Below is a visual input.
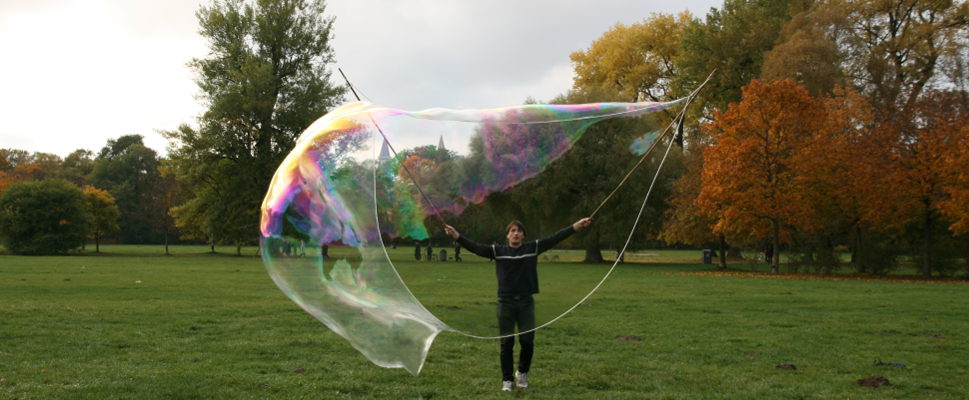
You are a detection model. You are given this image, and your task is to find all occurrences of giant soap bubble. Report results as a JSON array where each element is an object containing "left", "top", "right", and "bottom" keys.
[{"left": 260, "top": 99, "right": 683, "bottom": 374}]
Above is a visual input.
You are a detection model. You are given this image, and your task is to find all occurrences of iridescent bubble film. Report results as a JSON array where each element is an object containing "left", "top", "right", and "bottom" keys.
[
  {"left": 630, "top": 131, "right": 660, "bottom": 155},
  {"left": 260, "top": 99, "right": 684, "bottom": 374}
]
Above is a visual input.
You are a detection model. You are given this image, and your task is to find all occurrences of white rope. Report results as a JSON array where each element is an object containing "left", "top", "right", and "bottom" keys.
[
  {"left": 347, "top": 69, "right": 713, "bottom": 340},
  {"left": 450, "top": 71, "right": 715, "bottom": 340}
]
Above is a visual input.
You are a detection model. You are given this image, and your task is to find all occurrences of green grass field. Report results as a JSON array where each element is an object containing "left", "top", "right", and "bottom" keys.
[{"left": 2, "top": 245, "right": 968, "bottom": 399}]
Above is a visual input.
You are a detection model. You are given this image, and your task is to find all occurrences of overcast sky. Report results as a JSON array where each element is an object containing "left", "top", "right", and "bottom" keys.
[{"left": 0, "top": 0, "right": 722, "bottom": 158}]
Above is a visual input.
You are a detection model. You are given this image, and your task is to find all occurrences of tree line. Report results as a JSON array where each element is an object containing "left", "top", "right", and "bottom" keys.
[
  {"left": 2, "top": 0, "right": 967, "bottom": 278},
  {"left": 568, "top": 0, "right": 969, "bottom": 277},
  {"left": 0, "top": 136, "right": 173, "bottom": 253}
]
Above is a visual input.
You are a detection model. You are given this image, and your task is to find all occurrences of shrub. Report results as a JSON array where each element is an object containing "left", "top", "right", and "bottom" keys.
[{"left": 0, "top": 179, "right": 91, "bottom": 254}]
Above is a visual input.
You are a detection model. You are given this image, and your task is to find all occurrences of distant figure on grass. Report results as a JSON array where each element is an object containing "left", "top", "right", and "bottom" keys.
[
  {"left": 426, "top": 244, "right": 434, "bottom": 261},
  {"left": 320, "top": 244, "right": 331, "bottom": 280},
  {"left": 445, "top": 217, "right": 593, "bottom": 392},
  {"left": 414, "top": 242, "right": 421, "bottom": 261},
  {"left": 454, "top": 242, "right": 462, "bottom": 262}
]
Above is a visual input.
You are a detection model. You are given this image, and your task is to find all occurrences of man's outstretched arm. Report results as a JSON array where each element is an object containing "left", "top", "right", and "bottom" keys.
[
  {"left": 536, "top": 217, "right": 593, "bottom": 253},
  {"left": 445, "top": 224, "right": 494, "bottom": 259}
]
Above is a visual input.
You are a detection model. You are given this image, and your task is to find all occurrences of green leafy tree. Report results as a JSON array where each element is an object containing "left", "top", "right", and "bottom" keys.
[
  {"left": 676, "top": 0, "right": 806, "bottom": 114},
  {"left": 165, "top": 0, "right": 345, "bottom": 254},
  {"left": 537, "top": 91, "right": 679, "bottom": 262},
  {"left": 26, "top": 153, "right": 63, "bottom": 181},
  {"left": 82, "top": 186, "right": 120, "bottom": 253},
  {"left": 0, "top": 179, "right": 91, "bottom": 254},
  {"left": 90, "top": 135, "right": 164, "bottom": 243},
  {"left": 155, "top": 163, "right": 182, "bottom": 255},
  {"left": 58, "top": 149, "right": 96, "bottom": 186}
]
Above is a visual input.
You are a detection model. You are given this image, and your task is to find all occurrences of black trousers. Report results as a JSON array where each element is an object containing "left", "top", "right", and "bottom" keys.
[{"left": 497, "top": 295, "right": 535, "bottom": 381}]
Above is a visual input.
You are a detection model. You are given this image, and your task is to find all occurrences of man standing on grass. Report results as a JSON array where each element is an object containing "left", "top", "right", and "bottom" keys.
[{"left": 444, "top": 217, "right": 593, "bottom": 392}]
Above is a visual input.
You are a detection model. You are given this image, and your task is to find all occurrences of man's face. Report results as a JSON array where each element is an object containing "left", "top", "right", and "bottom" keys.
[{"left": 506, "top": 225, "right": 524, "bottom": 247}]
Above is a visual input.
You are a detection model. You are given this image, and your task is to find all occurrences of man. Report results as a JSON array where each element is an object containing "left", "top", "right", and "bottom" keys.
[{"left": 444, "top": 217, "right": 593, "bottom": 392}]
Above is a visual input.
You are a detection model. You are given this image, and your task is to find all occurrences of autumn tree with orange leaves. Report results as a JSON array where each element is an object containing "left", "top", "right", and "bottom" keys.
[
  {"left": 0, "top": 150, "right": 65, "bottom": 192},
  {"left": 861, "top": 92, "right": 969, "bottom": 277},
  {"left": 661, "top": 147, "right": 730, "bottom": 269},
  {"left": 940, "top": 121, "right": 969, "bottom": 237},
  {"left": 791, "top": 87, "right": 890, "bottom": 272},
  {"left": 697, "top": 80, "right": 829, "bottom": 273},
  {"left": 0, "top": 152, "right": 15, "bottom": 192}
]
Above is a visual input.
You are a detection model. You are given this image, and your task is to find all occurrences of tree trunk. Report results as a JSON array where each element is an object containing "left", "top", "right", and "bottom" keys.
[
  {"left": 584, "top": 246, "right": 604, "bottom": 263},
  {"left": 922, "top": 206, "right": 933, "bottom": 278},
  {"left": 718, "top": 234, "right": 727, "bottom": 270},
  {"left": 583, "top": 230, "right": 603, "bottom": 263},
  {"left": 210, "top": 241, "right": 216, "bottom": 254},
  {"left": 236, "top": 242, "right": 242, "bottom": 256},
  {"left": 852, "top": 224, "right": 863, "bottom": 272},
  {"left": 771, "top": 218, "right": 780, "bottom": 274},
  {"left": 96, "top": 234, "right": 100, "bottom": 253},
  {"left": 164, "top": 230, "right": 170, "bottom": 256}
]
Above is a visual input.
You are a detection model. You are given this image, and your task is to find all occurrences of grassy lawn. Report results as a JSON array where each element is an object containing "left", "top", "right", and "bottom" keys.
[{"left": 1, "top": 245, "right": 968, "bottom": 399}]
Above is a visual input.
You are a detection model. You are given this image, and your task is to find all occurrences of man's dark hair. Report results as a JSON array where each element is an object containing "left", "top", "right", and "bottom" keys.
[{"left": 505, "top": 220, "right": 525, "bottom": 235}]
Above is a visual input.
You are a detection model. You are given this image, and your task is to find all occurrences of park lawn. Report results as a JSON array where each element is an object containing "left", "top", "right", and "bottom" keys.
[{"left": 0, "top": 246, "right": 967, "bottom": 399}]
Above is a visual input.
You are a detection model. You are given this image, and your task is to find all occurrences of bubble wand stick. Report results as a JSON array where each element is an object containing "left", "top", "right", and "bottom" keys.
[{"left": 338, "top": 68, "right": 449, "bottom": 226}]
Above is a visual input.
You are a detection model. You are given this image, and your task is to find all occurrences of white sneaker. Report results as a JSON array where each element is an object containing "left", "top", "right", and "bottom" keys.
[
  {"left": 515, "top": 371, "right": 528, "bottom": 388},
  {"left": 501, "top": 380, "right": 514, "bottom": 392}
]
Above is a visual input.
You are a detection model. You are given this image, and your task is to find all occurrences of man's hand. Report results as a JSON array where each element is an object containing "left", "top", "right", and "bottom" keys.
[
  {"left": 444, "top": 224, "right": 460, "bottom": 240},
  {"left": 572, "top": 217, "right": 593, "bottom": 232}
]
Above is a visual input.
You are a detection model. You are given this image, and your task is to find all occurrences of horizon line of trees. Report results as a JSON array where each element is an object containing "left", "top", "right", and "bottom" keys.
[{"left": 2, "top": 0, "right": 967, "bottom": 279}]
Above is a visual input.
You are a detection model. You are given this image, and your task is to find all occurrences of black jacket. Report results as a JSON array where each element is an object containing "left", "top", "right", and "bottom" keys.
[{"left": 456, "top": 225, "right": 576, "bottom": 297}]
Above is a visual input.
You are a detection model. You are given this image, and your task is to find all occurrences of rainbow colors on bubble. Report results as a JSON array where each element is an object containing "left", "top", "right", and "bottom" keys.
[
  {"left": 630, "top": 131, "right": 661, "bottom": 155},
  {"left": 259, "top": 99, "right": 684, "bottom": 374}
]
